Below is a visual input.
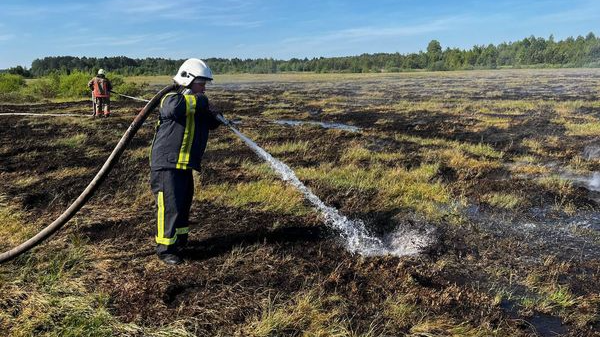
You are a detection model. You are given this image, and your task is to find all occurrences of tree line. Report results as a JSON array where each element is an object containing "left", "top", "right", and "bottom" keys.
[{"left": 5, "top": 32, "right": 600, "bottom": 77}]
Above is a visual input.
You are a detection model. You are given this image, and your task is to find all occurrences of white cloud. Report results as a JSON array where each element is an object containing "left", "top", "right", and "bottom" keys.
[
  {"left": 101, "top": 0, "right": 262, "bottom": 28},
  {"left": 64, "top": 32, "right": 182, "bottom": 48},
  {"left": 0, "top": 34, "right": 15, "bottom": 41},
  {"left": 106, "top": 0, "right": 179, "bottom": 14},
  {"left": 282, "top": 17, "right": 459, "bottom": 46},
  {"left": 2, "top": 3, "right": 87, "bottom": 17},
  {"left": 208, "top": 14, "right": 264, "bottom": 28}
]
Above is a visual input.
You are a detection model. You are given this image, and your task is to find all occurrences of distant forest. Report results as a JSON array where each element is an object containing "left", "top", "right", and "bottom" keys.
[{"left": 6, "top": 33, "right": 600, "bottom": 77}]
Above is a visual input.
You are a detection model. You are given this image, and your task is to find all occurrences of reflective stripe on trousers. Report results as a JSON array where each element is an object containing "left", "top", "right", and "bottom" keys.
[{"left": 151, "top": 169, "right": 194, "bottom": 254}]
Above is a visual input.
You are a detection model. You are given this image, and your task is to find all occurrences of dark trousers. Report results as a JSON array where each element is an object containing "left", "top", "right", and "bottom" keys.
[{"left": 150, "top": 169, "right": 194, "bottom": 255}]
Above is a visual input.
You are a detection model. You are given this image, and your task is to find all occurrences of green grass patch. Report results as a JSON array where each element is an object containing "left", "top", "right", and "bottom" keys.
[
  {"left": 264, "top": 140, "right": 309, "bottom": 155},
  {"left": 239, "top": 161, "right": 280, "bottom": 180},
  {"left": 545, "top": 285, "right": 578, "bottom": 309},
  {"left": 424, "top": 148, "right": 502, "bottom": 179},
  {"left": 536, "top": 175, "right": 573, "bottom": 197},
  {"left": 563, "top": 121, "right": 600, "bottom": 136},
  {"left": 482, "top": 192, "right": 524, "bottom": 210},
  {"left": 298, "top": 163, "right": 451, "bottom": 220},
  {"left": 195, "top": 180, "right": 310, "bottom": 216},
  {"left": 53, "top": 133, "right": 88, "bottom": 148},
  {"left": 475, "top": 115, "right": 512, "bottom": 129},
  {"left": 394, "top": 134, "right": 503, "bottom": 159},
  {"left": 0, "top": 196, "right": 34, "bottom": 248},
  {"left": 341, "top": 143, "right": 405, "bottom": 164}
]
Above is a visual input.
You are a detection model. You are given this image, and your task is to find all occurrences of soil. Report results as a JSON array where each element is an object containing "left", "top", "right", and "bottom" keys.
[{"left": 1, "top": 70, "right": 600, "bottom": 336}]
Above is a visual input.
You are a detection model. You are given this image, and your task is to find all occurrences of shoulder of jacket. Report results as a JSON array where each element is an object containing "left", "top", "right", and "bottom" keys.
[{"left": 161, "top": 92, "right": 184, "bottom": 108}]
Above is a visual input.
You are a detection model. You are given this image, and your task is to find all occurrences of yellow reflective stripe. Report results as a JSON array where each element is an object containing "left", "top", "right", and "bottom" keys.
[
  {"left": 176, "top": 227, "right": 189, "bottom": 235},
  {"left": 157, "top": 191, "right": 165, "bottom": 240},
  {"left": 160, "top": 92, "right": 178, "bottom": 108},
  {"left": 156, "top": 236, "right": 177, "bottom": 245},
  {"left": 176, "top": 95, "right": 196, "bottom": 169},
  {"left": 155, "top": 191, "right": 176, "bottom": 245}
]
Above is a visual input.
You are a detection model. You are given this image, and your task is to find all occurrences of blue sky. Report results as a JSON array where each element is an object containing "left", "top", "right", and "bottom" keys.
[{"left": 0, "top": 0, "right": 599, "bottom": 69}]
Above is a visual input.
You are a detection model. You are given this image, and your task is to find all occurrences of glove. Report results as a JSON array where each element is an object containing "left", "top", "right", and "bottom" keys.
[{"left": 209, "top": 109, "right": 231, "bottom": 126}]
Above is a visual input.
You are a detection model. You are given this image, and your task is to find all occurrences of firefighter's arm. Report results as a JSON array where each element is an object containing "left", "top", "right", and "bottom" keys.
[{"left": 196, "top": 95, "right": 222, "bottom": 129}]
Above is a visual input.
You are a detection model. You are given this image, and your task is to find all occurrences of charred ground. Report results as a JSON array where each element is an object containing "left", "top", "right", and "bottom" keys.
[{"left": 1, "top": 70, "right": 600, "bottom": 336}]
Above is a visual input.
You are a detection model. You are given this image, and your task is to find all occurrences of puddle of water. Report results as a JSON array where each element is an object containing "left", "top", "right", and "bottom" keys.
[
  {"left": 274, "top": 119, "right": 361, "bottom": 132},
  {"left": 227, "top": 125, "right": 431, "bottom": 257},
  {"left": 500, "top": 300, "right": 567, "bottom": 337}
]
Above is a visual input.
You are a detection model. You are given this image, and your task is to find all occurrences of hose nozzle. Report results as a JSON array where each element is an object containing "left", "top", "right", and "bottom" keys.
[{"left": 212, "top": 112, "right": 232, "bottom": 127}]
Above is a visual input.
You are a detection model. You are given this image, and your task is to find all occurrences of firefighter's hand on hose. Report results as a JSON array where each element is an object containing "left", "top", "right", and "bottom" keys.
[{"left": 209, "top": 109, "right": 231, "bottom": 126}]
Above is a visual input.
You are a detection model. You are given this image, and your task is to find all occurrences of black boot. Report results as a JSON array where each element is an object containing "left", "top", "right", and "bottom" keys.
[{"left": 159, "top": 253, "right": 182, "bottom": 265}]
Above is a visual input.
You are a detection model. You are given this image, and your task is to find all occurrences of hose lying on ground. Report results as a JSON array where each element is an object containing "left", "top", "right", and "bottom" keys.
[
  {"left": 0, "top": 113, "right": 84, "bottom": 117},
  {"left": 110, "top": 90, "right": 151, "bottom": 103},
  {"left": 0, "top": 84, "right": 177, "bottom": 264}
]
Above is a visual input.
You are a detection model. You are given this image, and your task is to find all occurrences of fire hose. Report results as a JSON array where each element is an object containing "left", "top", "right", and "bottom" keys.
[
  {"left": 0, "top": 84, "right": 177, "bottom": 263},
  {"left": 109, "top": 90, "right": 152, "bottom": 103}
]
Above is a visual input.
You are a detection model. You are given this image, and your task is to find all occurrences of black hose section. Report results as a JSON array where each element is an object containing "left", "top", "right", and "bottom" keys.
[{"left": 0, "top": 84, "right": 177, "bottom": 264}]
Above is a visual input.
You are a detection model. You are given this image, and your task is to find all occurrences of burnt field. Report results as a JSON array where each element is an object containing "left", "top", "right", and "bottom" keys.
[{"left": 1, "top": 69, "right": 600, "bottom": 336}]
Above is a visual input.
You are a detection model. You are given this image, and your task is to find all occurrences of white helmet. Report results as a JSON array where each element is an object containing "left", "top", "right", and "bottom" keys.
[
  {"left": 97, "top": 69, "right": 105, "bottom": 75},
  {"left": 173, "top": 58, "right": 213, "bottom": 86}
]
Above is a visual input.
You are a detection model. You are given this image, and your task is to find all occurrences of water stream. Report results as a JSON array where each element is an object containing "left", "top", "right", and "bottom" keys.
[{"left": 228, "top": 125, "right": 432, "bottom": 256}]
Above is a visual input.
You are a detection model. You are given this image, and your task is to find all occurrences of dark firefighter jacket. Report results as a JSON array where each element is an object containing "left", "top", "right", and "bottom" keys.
[{"left": 150, "top": 92, "right": 220, "bottom": 171}]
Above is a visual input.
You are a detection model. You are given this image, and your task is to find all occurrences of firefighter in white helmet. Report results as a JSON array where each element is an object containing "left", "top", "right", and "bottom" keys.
[
  {"left": 149, "top": 58, "right": 224, "bottom": 265},
  {"left": 88, "top": 69, "right": 112, "bottom": 117}
]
